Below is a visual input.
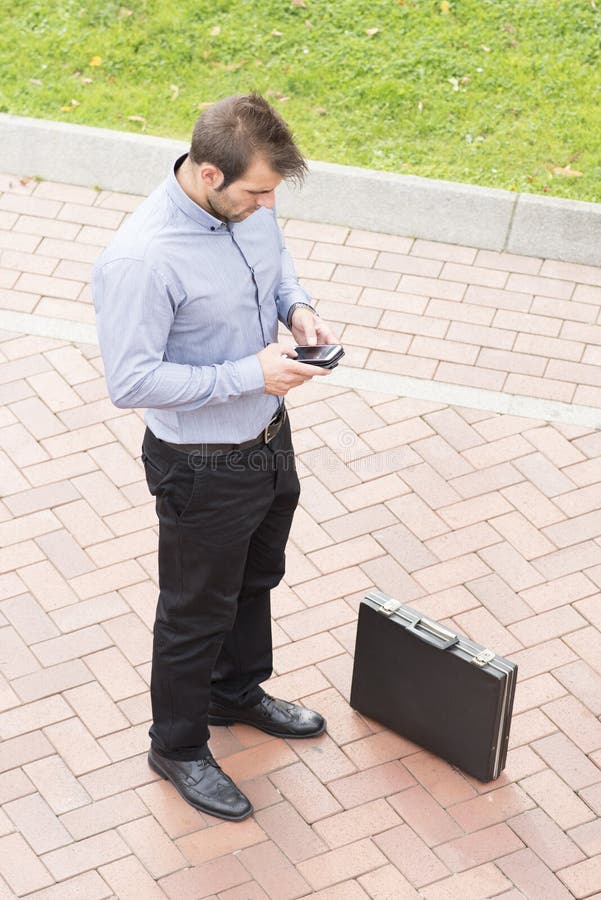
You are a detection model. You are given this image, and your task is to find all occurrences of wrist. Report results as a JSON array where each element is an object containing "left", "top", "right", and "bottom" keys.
[{"left": 287, "top": 301, "right": 317, "bottom": 329}]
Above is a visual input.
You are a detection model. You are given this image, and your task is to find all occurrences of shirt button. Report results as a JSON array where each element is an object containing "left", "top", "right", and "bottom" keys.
[{"left": 210, "top": 226, "right": 215, "bottom": 231}]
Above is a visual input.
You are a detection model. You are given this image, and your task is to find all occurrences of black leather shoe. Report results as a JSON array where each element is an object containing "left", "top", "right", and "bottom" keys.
[
  {"left": 147, "top": 747, "right": 253, "bottom": 821},
  {"left": 208, "top": 693, "right": 326, "bottom": 738}
]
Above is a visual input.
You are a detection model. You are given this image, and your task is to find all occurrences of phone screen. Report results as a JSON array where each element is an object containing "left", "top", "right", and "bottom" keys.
[{"left": 296, "top": 345, "right": 339, "bottom": 361}]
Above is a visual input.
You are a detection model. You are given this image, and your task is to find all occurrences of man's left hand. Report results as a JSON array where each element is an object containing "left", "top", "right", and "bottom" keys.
[{"left": 290, "top": 307, "right": 339, "bottom": 347}]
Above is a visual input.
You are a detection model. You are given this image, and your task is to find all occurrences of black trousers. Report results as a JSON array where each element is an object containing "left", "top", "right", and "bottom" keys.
[{"left": 141, "top": 414, "right": 300, "bottom": 761}]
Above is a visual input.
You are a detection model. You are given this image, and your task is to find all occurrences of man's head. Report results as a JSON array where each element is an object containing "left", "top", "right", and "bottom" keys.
[{"left": 186, "top": 93, "right": 307, "bottom": 222}]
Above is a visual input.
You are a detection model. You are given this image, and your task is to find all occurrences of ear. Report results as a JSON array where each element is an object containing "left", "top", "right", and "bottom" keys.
[{"left": 198, "top": 163, "right": 225, "bottom": 189}]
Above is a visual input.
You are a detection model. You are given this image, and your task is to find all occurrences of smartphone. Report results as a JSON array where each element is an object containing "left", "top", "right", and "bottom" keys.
[{"left": 294, "top": 344, "right": 345, "bottom": 368}]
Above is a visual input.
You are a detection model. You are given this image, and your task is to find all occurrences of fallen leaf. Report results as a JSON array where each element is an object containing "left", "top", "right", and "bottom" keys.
[
  {"left": 273, "top": 92, "right": 289, "bottom": 101},
  {"left": 254, "top": 59, "right": 263, "bottom": 65},
  {"left": 503, "top": 22, "right": 516, "bottom": 33},
  {"left": 210, "top": 25, "right": 221, "bottom": 36},
  {"left": 127, "top": 115, "right": 146, "bottom": 124},
  {"left": 440, "top": 0, "right": 451, "bottom": 13},
  {"left": 291, "top": 0, "right": 306, "bottom": 6},
  {"left": 460, "top": 76, "right": 470, "bottom": 84},
  {"left": 81, "top": 77, "right": 93, "bottom": 84},
  {"left": 29, "top": 78, "right": 43, "bottom": 86},
  {"left": 448, "top": 77, "right": 459, "bottom": 91},
  {"left": 107, "top": 75, "right": 117, "bottom": 83},
  {"left": 548, "top": 164, "right": 583, "bottom": 177},
  {"left": 169, "top": 83, "right": 179, "bottom": 100},
  {"left": 197, "top": 101, "right": 214, "bottom": 110},
  {"left": 305, "top": 19, "right": 313, "bottom": 28},
  {"left": 315, "top": 107, "right": 327, "bottom": 116},
  {"left": 20, "top": 177, "right": 31, "bottom": 185},
  {"left": 365, "top": 27, "right": 379, "bottom": 35},
  {"left": 89, "top": 56, "right": 102, "bottom": 66},
  {"left": 271, "top": 29, "right": 283, "bottom": 36},
  {"left": 481, "top": 45, "right": 490, "bottom": 52},
  {"left": 417, "top": 100, "right": 423, "bottom": 112},
  {"left": 119, "top": 7, "right": 133, "bottom": 16}
]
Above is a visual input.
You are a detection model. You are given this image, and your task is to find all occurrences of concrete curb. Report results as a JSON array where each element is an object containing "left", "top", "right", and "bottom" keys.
[{"left": 1, "top": 114, "right": 599, "bottom": 265}]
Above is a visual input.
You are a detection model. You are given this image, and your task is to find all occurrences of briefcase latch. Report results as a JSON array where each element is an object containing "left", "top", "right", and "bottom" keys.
[
  {"left": 472, "top": 648, "right": 495, "bottom": 667},
  {"left": 379, "top": 599, "right": 401, "bottom": 616}
]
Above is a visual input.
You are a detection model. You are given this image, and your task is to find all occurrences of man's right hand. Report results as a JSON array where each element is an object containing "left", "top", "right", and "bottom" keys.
[{"left": 258, "top": 342, "right": 331, "bottom": 396}]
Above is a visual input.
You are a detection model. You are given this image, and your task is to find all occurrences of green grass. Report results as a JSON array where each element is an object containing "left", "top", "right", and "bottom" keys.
[{"left": 2, "top": 0, "right": 601, "bottom": 201}]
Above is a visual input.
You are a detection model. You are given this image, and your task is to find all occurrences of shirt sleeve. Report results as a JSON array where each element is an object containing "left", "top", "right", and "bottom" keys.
[
  {"left": 93, "top": 258, "right": 265, "bottom": 411},
  {"left": 274, "top": 219, "right": 313, "bottom": 328}
]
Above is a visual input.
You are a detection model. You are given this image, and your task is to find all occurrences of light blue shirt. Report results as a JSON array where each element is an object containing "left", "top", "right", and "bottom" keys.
[{"left": 92, "top": 155, "right": 311, "bottom": 443}]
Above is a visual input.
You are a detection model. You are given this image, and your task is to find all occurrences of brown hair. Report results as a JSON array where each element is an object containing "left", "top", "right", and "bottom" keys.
[{"left": 189, "top": 93, "right": 308, "bottom": 189}]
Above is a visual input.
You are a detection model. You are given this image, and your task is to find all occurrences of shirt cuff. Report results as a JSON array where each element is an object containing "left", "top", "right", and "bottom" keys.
[{"left": 234, "top": 353, "right": 265, "bottom": 395}]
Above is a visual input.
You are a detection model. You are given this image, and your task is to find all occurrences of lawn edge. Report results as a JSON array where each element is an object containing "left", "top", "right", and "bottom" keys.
[{"left": 1, "top": 113, "right": 599, "bottom": 266}]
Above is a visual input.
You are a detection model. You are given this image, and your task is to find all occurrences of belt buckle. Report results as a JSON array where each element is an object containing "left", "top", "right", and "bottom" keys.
[{"left": 264, "top": 407, "right": 285, "bottom": 444}]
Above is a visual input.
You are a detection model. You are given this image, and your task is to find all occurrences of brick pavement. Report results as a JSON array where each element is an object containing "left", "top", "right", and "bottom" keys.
[{"left": 0, "top": 172, "right": 600, "bottom": 898}]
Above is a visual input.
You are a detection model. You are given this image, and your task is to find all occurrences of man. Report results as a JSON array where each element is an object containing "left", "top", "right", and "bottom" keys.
[{"left": 93, "top": 94, "right": 338, "bottom": 822}]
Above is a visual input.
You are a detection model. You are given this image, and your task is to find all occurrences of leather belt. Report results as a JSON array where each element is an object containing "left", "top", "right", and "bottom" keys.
[{"left": 161, "top": 405, "right": 287, "bottom": 454}]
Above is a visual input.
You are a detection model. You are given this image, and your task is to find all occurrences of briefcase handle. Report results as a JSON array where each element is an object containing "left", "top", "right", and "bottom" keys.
[{"left": 404, "top": 616, "right": 459, "bottom": 652}]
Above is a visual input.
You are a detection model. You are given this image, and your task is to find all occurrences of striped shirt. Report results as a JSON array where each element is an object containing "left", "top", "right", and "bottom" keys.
[{"left": 92, "top": 155, "right": 311, "bottom": 443}]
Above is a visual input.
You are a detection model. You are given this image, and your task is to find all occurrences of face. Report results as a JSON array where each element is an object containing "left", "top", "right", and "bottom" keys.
[{"left": 204, "top": 156, "right": 282, "bottom": 223}]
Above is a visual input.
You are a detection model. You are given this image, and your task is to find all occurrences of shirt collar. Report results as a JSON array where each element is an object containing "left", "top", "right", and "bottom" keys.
[{"left": 166, "top": 154, "right": 228, "bottom": 231}]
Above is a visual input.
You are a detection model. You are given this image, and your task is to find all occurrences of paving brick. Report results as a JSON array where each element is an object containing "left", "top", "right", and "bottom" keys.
[
  {"left": 435, "top": 360, "right": 507, "bottom": 391},
  {"left": 63, "top": 681, "right": 130, "bottom": 737},
  {"left": 10, "top": 396, "right": 66, "bottom": 440},
  {"left": 60, "top": 790, "right": 148, "bottom": 840},
  {"left": 134, "top": 781, "right": 206, "bottom": 840},
  {"left": 42, "top": 828, "right": 129, "bottom": 881},
  {"left": 238, "top": 841, "right": 309, "bottom": 900},
  {"left": 520, "top": 768, "right": 596, "bottom": 829},
  {"left": 557, "top": 855, "right": 601, "bottom": 899},
  {"left": 0, "top": 832, "right": 54, "bottom": 894},
  {"left": 261, "top": 665, "right": 331, "bottom": 702},
  {"left": 253, "top": 800, "right": 327, "bottom": 863},
  {"left": 436, "top": 822, "right": 524, "bottom": 873},
  {"left": 0, "top": 693, "right": 72, "bottom": 740},
  {"left": 69, "top": 560, "right": 147, "bottom": 600},
  {"left": 178, "top": 818, "right": 264, "bottom": 870},
  {"left": 215, "top": 740, "right": 297, "bottom": 786},
  {"left": 298, "top": 837, "right": 387, "bottom": 891},
  {"left": 421, "top": 862, "right": 513, "bottom": 900},
  {"left": 24, "top": 753, "right": 90, "bottom": 814},
  {"left": 113, "top": 816, "right": 185, "bottom": 878},
  {"left": 22, "top": 870, "right": 112, "bottom": 899},
  {"left": 554, "top": 660, "right": 601, "bottom": 716},
  {"left": 389, "top": 784, "right": 463, "bottom": 846},
  {"left": 83, "top": 646, "right": 147, "bottom": 701},
  {"left": 50, "top": 592, "right": 129, "bottom": 634},
  {"left": 0, "top": 766, "right": 35, "bottom": 804},
  {"left": 367, "top": 347, "right": 438, "bottom": 380},
  {"left": 397, "top": 752, "right": 476, "bottom": 808},
  {"left": 508, "top": 701, "right": 558, "bottom": 747},
  {"left": 569, "top": 819, "right": 601, "bottom": 856},
  {"left": 79, "top": 754, "right": 159, "bottom": 801},
  {"left": 32, "top": 624, "right": 112, "bottom": 667},
  {"left": 542, "top": 694, "right": 601, "bottom": 753},
  {"left": 159, "top": 854, "right": 249, "bottom": 898},
  {"left": 342, "top": 731, "right": 418, "bottom": 774},
  {"left": 98, "top": 856, "right": 166, "bottom": 900},
  {"left": 509, "top": 808, "right": 586, "bottom": 871},
  {"left": 45, "top": 716, "right": 111, "bottom": 775},
  {"left": 0, "top": 730, "right": 53, "bottom": 774},
  {"left": 448, "top": 783, "right": 534, "bottom": 832},
  {"left": 313, "top": 798, "right": 401, "bottom": 849},
  {"left": 413, "top": 553, "right": 491, "bottom": 594},
  {"left": 16, "top": 560, "right": 79, "bottom": 614},
  {"left": 273, "top": 631, "right": 344, "bottom": 674},
  {"left": 373, "top": 823, "right": 450, "bottom": 887},
  {"left": 358, "top": 863, "right": 420, "bottom": 899},
  {"left": 0, "top": 624, "right": 40, "bottom": 678},
  {"left": 270, "top": 761, "right": 342, "bottom": 821},
  {"left": 3, "top": 792, "right": 72, "bottom": 853},
  {"left": 497, "top": 848, "right": 574, "bottom": 900}
]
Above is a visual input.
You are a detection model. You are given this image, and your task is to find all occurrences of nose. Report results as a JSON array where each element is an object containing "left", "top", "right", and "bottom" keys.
[{"left": 256, "top": 191, "right": 276, "bottom": 209}]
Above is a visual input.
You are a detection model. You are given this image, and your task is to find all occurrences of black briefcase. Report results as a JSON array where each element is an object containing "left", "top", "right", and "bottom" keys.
[{"left": 350, "top": 590, "right": 518, "bottom": 782}]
